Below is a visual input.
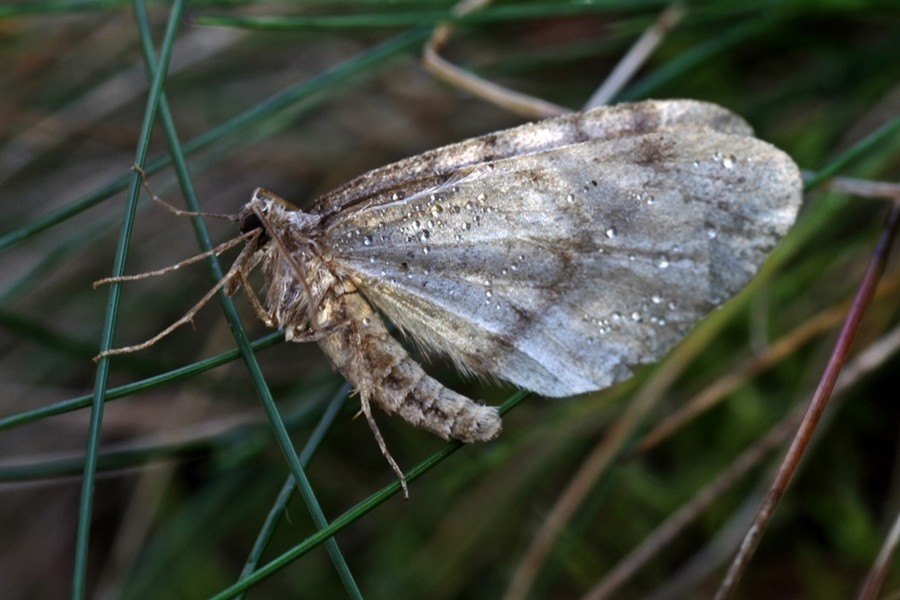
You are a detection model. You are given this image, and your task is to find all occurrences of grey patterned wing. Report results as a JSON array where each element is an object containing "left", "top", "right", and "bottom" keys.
[
  {"left": 322, "top": 124, "right": 801, "bottom": 397},
  {"left": 310, "top": 100, "right": 754, "bottom": 219}
]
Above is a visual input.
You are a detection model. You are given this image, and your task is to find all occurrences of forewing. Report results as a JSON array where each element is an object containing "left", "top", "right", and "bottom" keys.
[
  {"left": 310, "top": 100, "right": 753, "bottom": 220},
  {"left": 320, "top": 122, "right": 801, "bottom": 397}
]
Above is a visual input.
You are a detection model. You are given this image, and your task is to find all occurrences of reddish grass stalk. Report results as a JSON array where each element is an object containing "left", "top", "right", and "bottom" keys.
[{"left": 715, "top": 201, "right": 900, "bottom": 600}]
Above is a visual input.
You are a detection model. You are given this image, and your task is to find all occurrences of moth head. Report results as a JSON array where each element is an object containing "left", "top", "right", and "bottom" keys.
[
  {"left": 239, "top": 188, "right": 287, "bottom": 247},
  {"left": 240, "top": 188, "right": 321, "bottom": 255}
]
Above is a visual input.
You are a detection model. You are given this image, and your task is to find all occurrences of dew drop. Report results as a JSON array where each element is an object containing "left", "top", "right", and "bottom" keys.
[
  {"left": 566, "top": 193, "right": 575, "bottom": 203},
  {"left": 658, "top": 255, "right": 670, "bottom": 269},
  {"left": 605, "top": 227, "right": 617, "bottom": 239},
  {"left": 363, "top": 235, "right": 373, "bottom": 246}
]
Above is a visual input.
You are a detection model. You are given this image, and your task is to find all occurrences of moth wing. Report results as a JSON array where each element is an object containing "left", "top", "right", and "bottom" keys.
[
  {"left": 323, "top": 125, "right": 801, "bottom": 397},
  {"left": 311, "top": 100, "right": 753, "bottom": 219}
]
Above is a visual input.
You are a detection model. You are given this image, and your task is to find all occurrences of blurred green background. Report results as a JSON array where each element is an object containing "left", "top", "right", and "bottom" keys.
[{"left": 1, "top": 1, "right": 899, "bottom": 598}]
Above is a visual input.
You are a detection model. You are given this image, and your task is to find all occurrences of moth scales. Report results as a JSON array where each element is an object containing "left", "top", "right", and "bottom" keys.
[{"left": 98, "top": 99, "right": 802, "bottom": 493}]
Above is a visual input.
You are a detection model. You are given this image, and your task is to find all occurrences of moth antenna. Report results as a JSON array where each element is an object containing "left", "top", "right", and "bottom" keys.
[
  {"left": 94, "top": 241, "right": 259, "bottom": 362},
  {"left": 131, "top": 164, "right": 238, "bottom": 222},
  {"left": 93, "top": 233, "right": 248, "bottom": 288}
]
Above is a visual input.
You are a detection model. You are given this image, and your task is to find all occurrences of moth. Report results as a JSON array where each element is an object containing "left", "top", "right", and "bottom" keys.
[{"left": 99, "top": 99, "right": 802, "bottom": 490}]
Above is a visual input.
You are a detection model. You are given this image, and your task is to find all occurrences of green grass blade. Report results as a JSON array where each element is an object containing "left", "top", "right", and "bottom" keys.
[
  {"left": 128, "top": 4, "right": 363, "bottom": 596},
  {"left": 236, "top": 383, "right": 352, "bottom": 598},
  {"left": 0, "top": 27, "right": 428, "bottom": 252},
  {"left": 73, "top": 1, "right": 186, "bottom": 598}
]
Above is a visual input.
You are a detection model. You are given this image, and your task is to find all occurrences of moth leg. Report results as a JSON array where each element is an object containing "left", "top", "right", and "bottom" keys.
[
  {"left": 317, "top": 282, "right": 502, "bottom": 445},
  {"left": 236, "top": 269, "right": 277, "bottom": 328},
  {"left": 95, "top": 266, "right": 239, "bottom": 361},
  {"left": 235, "top": 265, "right": 343, "bottom": 341},
  {"left": 93, "top": 235, "right": 246, "bottom": 288},
  {"left": 357, "top": 391, "right": 410, "bottom": 498},
  {"left": 283, "top": 321, "right": 345, "bottom": 344}
]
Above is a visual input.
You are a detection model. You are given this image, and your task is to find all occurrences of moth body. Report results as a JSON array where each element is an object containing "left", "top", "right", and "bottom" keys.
[
  {"left": 102, "top": 100, "right": 802, "bottom": 486},
  {"left": 241, "top": 191, "right": 502, "bottom": 443},
  {"left": 231, "top": 100, "right": 801, "bottom": 448}
]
